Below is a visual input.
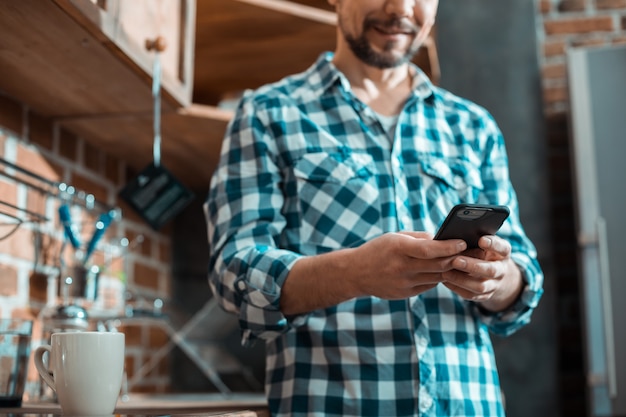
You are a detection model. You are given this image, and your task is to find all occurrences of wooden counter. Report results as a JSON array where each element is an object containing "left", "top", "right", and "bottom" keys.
[{"left": 5, "top": 392, "right": 269, "bottom": 417}]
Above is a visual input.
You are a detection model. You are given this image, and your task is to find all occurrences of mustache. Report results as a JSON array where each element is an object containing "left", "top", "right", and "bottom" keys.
[{"left": 364, "top": 17, "right": 419, "bottom": 34}]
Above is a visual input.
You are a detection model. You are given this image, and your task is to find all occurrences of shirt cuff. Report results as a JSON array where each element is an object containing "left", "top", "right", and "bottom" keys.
[
  {"left": 475, "top": 262, "right": 544, "bottom": 336},
  {"left": 233, "top": 251, "right": 309, "bottom": 344}
]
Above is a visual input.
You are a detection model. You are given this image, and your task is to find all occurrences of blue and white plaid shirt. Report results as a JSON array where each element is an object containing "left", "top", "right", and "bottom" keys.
[{"left": 206, "top": 52, "right": 544, "bottom": 417}]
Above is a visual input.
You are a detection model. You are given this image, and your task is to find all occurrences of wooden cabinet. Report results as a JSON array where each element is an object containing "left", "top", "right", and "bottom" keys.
[
  {"left": 0, "top": 0, "right": 213, "bottom": 189},
  {"left": 60, "top": 0, "right": 195, "bottom": 107}
]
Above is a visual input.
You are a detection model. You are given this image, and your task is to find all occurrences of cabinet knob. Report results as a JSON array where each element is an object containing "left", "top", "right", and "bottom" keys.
[{"left": 145, "top": 36, "right": 167, "bottom": 52}]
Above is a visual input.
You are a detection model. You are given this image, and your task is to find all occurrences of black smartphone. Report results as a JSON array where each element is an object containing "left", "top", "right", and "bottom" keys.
[{"left": 434, "top": 204, "right": 510, "bottom": 249}]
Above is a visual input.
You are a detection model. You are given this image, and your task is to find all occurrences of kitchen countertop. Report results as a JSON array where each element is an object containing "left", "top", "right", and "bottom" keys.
[{"left": 1, "top": 392, "right": 269, "bottom": 417}]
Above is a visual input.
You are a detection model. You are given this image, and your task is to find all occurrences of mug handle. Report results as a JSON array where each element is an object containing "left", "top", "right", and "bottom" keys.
[{"left": 33, "top": 345, "right": 56, "bottom": 393}]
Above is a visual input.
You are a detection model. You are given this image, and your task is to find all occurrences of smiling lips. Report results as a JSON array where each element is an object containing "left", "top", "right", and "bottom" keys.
[{"left": 369, "top": 18, "right": 418, "bottom": 37}]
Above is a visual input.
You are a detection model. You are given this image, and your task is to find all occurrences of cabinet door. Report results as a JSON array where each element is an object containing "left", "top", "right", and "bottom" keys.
[
  {"left": 57, "top": 0, "right": 195, "bottom": 107},
  {"left": 568, "top": 44, "right": 626, "bottom": 416}
]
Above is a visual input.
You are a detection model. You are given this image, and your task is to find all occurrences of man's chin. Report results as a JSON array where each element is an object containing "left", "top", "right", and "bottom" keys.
[{"left": 367, "top": 52, "right": 412, "bottom": 69}]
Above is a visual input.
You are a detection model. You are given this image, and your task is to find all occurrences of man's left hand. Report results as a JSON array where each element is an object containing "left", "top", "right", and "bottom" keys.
[{"left": 441, "top": 235, "right": 523, "bottom": 312}]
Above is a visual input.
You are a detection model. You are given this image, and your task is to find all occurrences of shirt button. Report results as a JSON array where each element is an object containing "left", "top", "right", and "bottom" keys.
[
  {"left": 236, "top": 281, "right": 247, "bottom": 291},
  {"left": 401, "top": 216, "right": 412, "bottom": 228},
  {"left": 420, "top": 391, "right": 433, "bottom": 412}
]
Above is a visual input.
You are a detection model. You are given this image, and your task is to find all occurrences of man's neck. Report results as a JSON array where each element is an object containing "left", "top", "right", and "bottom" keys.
[{"left": 333, "top": 50, "right": 413, "bottom": 116}]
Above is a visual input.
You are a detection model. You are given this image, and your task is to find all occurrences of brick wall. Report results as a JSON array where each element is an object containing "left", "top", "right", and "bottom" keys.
[
  {"left": 537, "top": 0, "right": 626, "bottom": 114},
  {"left": 0, "top": 91, "right": 173, "bottom": 395},
  {"left": 535, "top": 1, "right": 626, "bottom": 415}
]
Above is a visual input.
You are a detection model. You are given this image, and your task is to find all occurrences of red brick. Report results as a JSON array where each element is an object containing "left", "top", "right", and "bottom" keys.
[
  {"left": 544, "top": 40, "right": 567, "bottom": 57},
  {"left": 542, "top": 63, "right": 568, "bottom": 79},
  {"left": 596, "top": 0, "right": 626, "bottom": 8},
  {"left": 0, "top": 264, "right": 19, "bottom": 296},
  {"left": 125, "top": 356, "right": 136, "bottom": 378},
  {"left": 83, "top": 140, "right": 102, "bottom": 174},
  {"left": 29, "top": 272, "right": 48, "bottom": 303},
  {"left": 540, "top": 0, "right": 552, "bottom": 13},
  {"left": 544, "top": 16, "right": 614, "bottom": 34},
  {"left": 157, "top": 355, "right": 169, "bottom": 375},
  {"left": 148, "top": 325, "right": 169, "bottom": 347},
  {"left": 15, "top": 145, "right": 64, "bottom": 185},
  {"left": 28, "top": 111, "right": 53, "bottom": 151},
  {"left": 104, "top": 153, "right": 121, "bottom": 185},
  {"left": 0, "top": 227, "right": 35, "bottom": 260},
  {"left": 25, "top": 187, "right": 46, "bottom": 211},
  {"left": 119, "top": 324, "right": 143, "bottom": 347},
  {"left": 58, "top": 128, "right": 79, "bottom": 161},
  {"left": 132, "top": 261, "right": 161, "bottom": 291},
  {"left": 543, "top": 85, "right": 570, "bottom": 105},
  {"left": 159, "top": 241, "right": 170, "bottom": 264},
  {"left": 70, "top": 172, "right": 109, "bottom": 206},
  {"left": 123, "top": 229, "right": 149, "bottom": 257},
  {"left": 117, "top": 199, "right": 144, "bottom": 225},
  {"left": 0, "top": 180, "right": 18, "bottom": 209},
  {"left": 0, "top": 94, "right": 23, "bottom": 137},
  {"left": 162, "top": 271, "right": 172, "bottom": 297},
  {"left": 139, "top": 234, "right": 153, "bottom": 257},
  {"left": 9, "top": 308, "right": 35, "bottom": 321},
  {"left": 558, "top": 0, "right": 586, "bottom": 12}
]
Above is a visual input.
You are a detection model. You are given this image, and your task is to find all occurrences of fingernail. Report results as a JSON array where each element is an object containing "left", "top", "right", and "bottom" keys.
[{"left": 456, "top": 258, "right": 467, "bottom": 268}]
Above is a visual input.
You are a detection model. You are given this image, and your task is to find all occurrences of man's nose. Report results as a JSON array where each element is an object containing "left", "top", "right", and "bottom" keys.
[{"left": 384, "top": 0, "right": 415, "bottom": 17}]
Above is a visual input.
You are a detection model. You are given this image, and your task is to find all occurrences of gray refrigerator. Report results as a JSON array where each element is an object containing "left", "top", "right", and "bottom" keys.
[{"left": 567, "top": 43, "right": 626, "bottom": 416}]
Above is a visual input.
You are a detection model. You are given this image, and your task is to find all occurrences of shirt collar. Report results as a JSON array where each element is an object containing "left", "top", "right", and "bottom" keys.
[{"left": 312, "top": 52, "right": 437, "bottom": 104}]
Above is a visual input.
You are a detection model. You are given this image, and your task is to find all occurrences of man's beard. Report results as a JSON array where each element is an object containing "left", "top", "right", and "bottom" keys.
[{"left": 343, "top": 17, "right": 421, "bottom": 69}]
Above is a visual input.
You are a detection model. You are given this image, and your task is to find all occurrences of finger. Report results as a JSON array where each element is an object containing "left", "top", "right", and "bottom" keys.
[
  {"left": 478, "top": 235, "right": 511, "bottom": 256},
  {"left": 396, "top": 232, "right": 467, "bottom": 258},
  {"left": 409, "top": 239, "right": 467, "bottom": 260},
  {"left": 443, "top": 281, "right": 495, "bottom": 301},
  {"left": 451, "top": 256, "right": 500, "bottom": 279}
]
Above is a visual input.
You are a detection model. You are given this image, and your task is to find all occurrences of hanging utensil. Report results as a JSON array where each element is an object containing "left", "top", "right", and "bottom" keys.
[
  {"left": 119, "top": 37, "right": 194, "bottom": 230},
  {"left": 58, "top": 204, "right": 81, "bottom": 250},
  {"left": 83, "top": 210, "right": 117, "bottom": 266}
]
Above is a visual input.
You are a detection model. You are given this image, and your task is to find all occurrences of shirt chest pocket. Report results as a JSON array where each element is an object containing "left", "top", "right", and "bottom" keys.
[
  {"left": 418, "top": 156, "right": 484, "bottom": 204},
  {"left": 292, "top": 152, "right": 376, "bottom": 183},
  {"left": 287, "top": 152, "right": 382, "bottom": 249}
]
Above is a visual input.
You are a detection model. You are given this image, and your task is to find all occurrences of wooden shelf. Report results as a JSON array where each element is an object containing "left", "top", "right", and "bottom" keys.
[{"left": 61, "top": 104, "right": 232, "bottom": 189}]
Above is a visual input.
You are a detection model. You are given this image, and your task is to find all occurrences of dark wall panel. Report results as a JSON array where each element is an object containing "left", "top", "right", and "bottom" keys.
[{"left": 436, "top": 1, "right": 558, "bottom": 416}]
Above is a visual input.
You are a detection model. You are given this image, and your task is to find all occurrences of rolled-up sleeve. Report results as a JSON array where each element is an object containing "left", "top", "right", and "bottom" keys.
[
  {"left": 470, "top": 113, "right": 545, "bottom": 336},
  {"left": 205, "top": 96, "right": 303, "bottom": 345}
]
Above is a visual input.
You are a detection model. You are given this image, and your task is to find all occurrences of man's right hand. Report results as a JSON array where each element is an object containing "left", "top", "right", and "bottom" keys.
[{"left": 280, "top": 232, "right": 467, "bottom": 315}]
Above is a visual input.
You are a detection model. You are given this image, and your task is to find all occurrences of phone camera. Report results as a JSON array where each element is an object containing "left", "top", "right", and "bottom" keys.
[{"left": 463, "top": 210, "right": 471, "bottom": 215}]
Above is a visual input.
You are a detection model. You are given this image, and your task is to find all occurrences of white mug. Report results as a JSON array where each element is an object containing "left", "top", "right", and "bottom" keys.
[{"left": 34, "top": 331, "right": 125, "bottom": 415}]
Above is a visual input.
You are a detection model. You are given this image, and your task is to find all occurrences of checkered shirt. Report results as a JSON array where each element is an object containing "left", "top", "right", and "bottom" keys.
[{"left": 205, "top": 52, "right": 544, "bottom": 417}]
